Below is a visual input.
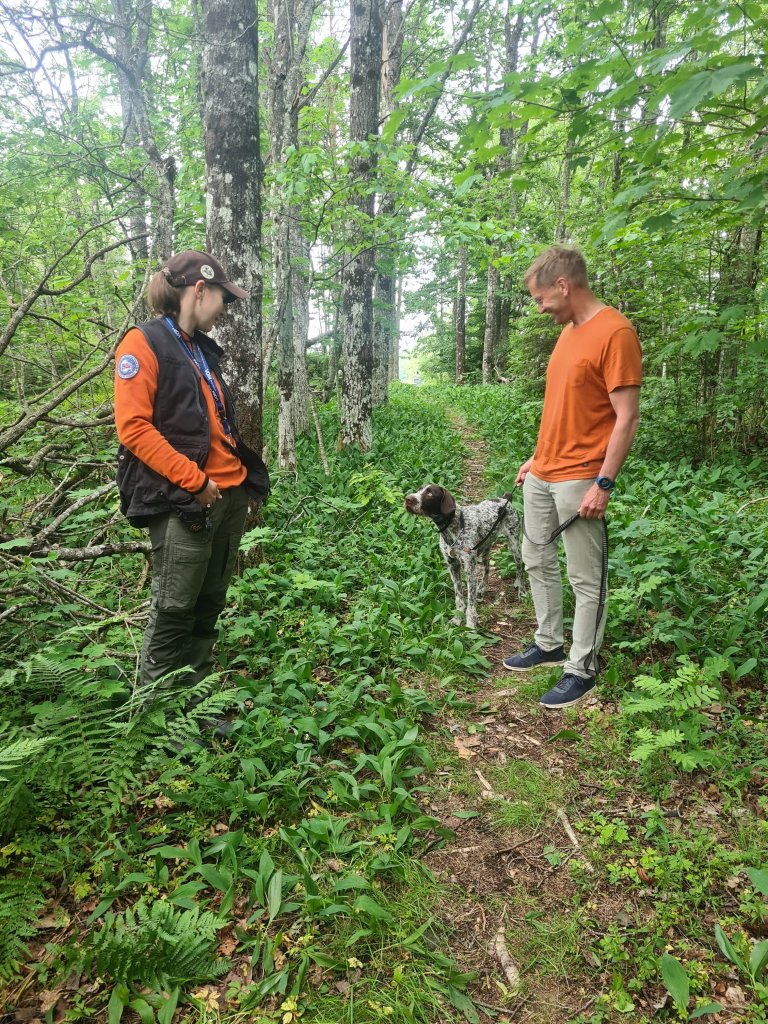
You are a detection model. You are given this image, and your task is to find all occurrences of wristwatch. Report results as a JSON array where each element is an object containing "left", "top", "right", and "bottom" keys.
[{"left": 595, "top": 476, "right": 616, "bottom": 491}]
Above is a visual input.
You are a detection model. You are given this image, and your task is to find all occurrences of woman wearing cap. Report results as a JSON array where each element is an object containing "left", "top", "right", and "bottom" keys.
[{"left": 115, "top": 250, "right": 269, "bottom": 693}]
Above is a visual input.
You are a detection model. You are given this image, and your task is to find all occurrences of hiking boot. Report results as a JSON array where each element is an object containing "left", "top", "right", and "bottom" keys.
[
  {"left": 539, "top": 673, "right": 596, "bottom": 709},
  {"left": 502, "top": 643, "right": 565, "bottom": 672}
]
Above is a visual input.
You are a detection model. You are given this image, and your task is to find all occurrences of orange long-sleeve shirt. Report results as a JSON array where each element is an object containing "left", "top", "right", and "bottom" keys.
[{"left": 114, "top": 327, "right": 246, "bottom": 493}]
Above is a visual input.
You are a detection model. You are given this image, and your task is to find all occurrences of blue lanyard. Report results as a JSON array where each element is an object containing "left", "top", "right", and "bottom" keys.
[{"left": 164, "top": 317, "right": 231, "bottom": 436}]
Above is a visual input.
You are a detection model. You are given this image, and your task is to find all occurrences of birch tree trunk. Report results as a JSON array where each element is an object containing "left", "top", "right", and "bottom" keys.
[
  {"left": 339, "top": 0, "right": 383, "bottom": 450},
  {"left": 290, "top": 218, "right": 311, "bottom": 434},
  {"left": 200, "top": 0, "right": 265, "bottom": 452},
  {"left": 372, "top": 0, "right": 404, "bottom": 405},
  {"left": 265, "top": 0, "right": 315, "bottom": 468},
  {"left": 455, "top": 245, "right": 466, "bottom": 384}
]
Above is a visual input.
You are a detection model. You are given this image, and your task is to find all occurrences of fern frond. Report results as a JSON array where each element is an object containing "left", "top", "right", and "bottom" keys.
[{"left": 82, "top": 900, "right": 228, "bottom": 987}]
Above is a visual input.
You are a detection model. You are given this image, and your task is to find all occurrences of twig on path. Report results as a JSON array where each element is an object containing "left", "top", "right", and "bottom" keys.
[
  {"left": 495, "top": 832, "right": 543, "bottom": 857},
  {"left": 736, "top": 495, "right": 768, "bottom": 515},
  {"left": 476, "top": 768, "right": 495, "bottom": 792},
  {"left": 493, "top": 922, "right": 521, "bottom": 993},
  {"left": 556, "top": 808, "right": 595, "bottom": 873},
  {"left": 473, "top": 995, "right": 531, "bottom": 1017},
  {"left": 452, "top": 833, "right": 542, "bottom": 859}
]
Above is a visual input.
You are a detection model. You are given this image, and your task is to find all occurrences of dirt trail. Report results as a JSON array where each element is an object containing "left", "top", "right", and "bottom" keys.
[{"left": 424, "top": 414, "right": 604, "bottom": 1024}]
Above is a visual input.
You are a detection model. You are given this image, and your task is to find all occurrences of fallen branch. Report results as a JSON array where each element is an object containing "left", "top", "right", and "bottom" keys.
[
  {"left": 475, "top": 765, "right": 503, "bottom": 800},
  {"left": 0, "top": 443, "right": 61, "bottom": 476},
  {"left": 31, "top": 481, "right": 117, "bottom": 550},
  {"left": 0, "top": 604, "right": 21, "bottom": 623},
  {"left": 24, "top": 541, "right": 150, "bottom": 561},
  {"left": 556, "top": 807, "right": 595, "bottom": 873},
  {"left": 1, "top": 540, "right": 149, "bottom": 565},
  {"left": 492, "top": 923, "right": 521, "bottom": 993}
]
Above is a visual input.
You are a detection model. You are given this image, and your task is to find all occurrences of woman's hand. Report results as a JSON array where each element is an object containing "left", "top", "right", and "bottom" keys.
[{"left": 194, "top": 479, "right": 222, "bottom": 507}]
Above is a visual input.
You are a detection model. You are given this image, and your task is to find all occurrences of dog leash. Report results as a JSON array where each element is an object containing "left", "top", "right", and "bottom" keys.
[{"left": 466, "top": 494, "right": 515, "bottom": 552}]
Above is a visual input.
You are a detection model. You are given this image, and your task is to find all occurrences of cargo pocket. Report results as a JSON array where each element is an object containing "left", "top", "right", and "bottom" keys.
[{"left": 156, "top": 529, "right": 211, "bottom": 611}]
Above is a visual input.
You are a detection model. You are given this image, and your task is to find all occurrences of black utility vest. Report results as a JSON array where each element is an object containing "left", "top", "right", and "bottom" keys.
[{"left": 116, "top": 318, "right": 269, "bottom": 527}]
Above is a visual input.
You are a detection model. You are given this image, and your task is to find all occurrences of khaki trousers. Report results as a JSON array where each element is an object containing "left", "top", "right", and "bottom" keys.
[
  {"left": 522, "top": 473, "right": 607, "bottom": 678},
  {"left": 140, "top": 485, "right": 250, "bottom": 687}
]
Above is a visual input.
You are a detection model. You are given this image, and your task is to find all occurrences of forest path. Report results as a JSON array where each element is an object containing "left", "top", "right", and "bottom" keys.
[{"left": 423, "top": 411, "right": 605, "bottom": 1024}]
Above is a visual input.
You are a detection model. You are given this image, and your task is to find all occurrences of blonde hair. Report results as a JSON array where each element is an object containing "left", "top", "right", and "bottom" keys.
[
  {"left": 146, "top": 269, "right": 184, "bottom": 316},
  {"left": 524, "top": 246, "right": 588, "bottom": 289}
]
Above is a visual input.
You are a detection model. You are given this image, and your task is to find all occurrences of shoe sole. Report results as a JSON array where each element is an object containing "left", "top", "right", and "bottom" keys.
[
  {"left": 539, "top": 689, "right": 596, "bottom": 709},
  {"left": 502, "top": 659, "right": 565, "bottom": 673}
]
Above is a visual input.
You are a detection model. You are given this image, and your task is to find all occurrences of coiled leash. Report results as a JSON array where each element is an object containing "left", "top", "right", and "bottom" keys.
[{"left": 520, "top": 508, "right": 609, "bottom": 678}]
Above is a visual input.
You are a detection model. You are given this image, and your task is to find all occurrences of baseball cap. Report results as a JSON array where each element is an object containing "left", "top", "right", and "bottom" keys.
[{"left": 162, "top": 250, "right": 249, "bottom": 303}]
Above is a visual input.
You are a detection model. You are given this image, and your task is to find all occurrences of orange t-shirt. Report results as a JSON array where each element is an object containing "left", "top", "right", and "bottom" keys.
[
  {"left": 114, "top": 327, "right": 246, "bottom": 494},
  {"left": 531, "top": 307, "right": 642, "bottom": 482}
]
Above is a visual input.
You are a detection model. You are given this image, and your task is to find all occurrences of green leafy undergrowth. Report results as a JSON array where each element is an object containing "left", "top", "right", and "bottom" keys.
[{"left": 0, "top": 387, "right": 492, "bottom": 1020}]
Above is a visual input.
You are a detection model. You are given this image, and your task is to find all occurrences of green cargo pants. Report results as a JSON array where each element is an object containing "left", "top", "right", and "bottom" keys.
[{"left": 140, "top": 484, "right": 250, "bottom": 688}]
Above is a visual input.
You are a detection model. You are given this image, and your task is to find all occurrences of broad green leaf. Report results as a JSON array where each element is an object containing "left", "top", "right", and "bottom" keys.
[
  {"left": 749, "top": 939, "right": 768, "bottom": 978},
  {"left": 746, "top": 868, "right": 768, "bottom": 897},
  {"left": 267, "top": 869, "right": 283, "bottom": 923},
  {"left": 354, "top": 894, "right": 394, "bottom": 922},
  {"left": 715, "top": 925, "right": 744, "bottom": 970},
  {"left": 661, "top": 954, "right": 689, "bottom": 1011},
  {"left": 689, "top": 1003, "right": 723, "bottom": 1019},
  {"left": 107, "top": 984, "right": 129, "bottom": 1024}
]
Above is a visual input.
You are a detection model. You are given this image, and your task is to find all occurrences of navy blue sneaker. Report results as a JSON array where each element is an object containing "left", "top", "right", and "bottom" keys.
[
  {"left": 539, "top": 673, "right": 596, "bottom": 709},
  {"left": 503, "top": 643, "right": 565, "bottom": 672}
]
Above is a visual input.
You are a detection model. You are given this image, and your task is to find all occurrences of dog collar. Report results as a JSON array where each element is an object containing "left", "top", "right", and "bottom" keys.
[{"left": 429, "top": 509, "right": 456, "bottom": 533}]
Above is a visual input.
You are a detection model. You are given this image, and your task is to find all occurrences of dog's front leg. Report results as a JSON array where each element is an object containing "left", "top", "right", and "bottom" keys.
[
  {"left": 477, "top": 552, "right": 491, "bottom": 598},
  {"left": 444, "top": 553, "right": 465, "bottom": 625},
  {"left": 463, "top": 555, "right": 479, "bottom": 629}
]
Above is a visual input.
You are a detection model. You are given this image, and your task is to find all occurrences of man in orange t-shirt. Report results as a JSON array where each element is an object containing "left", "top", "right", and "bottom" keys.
[{"left": 503, "top": 246, "right": 641, "bottom": 709}]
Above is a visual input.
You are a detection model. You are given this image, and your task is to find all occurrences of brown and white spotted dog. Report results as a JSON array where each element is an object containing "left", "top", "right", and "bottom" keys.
[{"left": 404, "top": 484, "right": 526, "bottom": 629}]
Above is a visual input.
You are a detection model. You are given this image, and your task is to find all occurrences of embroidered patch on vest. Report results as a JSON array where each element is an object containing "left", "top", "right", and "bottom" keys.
[{"left": 117, "top": 354, "right": 140, "bottom": 379}]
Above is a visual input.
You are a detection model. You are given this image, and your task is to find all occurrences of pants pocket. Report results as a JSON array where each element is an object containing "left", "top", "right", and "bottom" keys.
[{"left": 156, "top": 533, "right": 211, "bottom": 611}]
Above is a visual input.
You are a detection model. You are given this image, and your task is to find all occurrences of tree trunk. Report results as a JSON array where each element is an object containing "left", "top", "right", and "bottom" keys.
[
  {"left": 290, "top": 215, "right": 311, "bottom": 434},
  {"left": 108, "top": 0, "right": 173, "bottom": 263},
  {"left": 339, "top": 0, "right": 383, "bottom": 450},
  {"left": 373, "top": 257, "right": 397, "bottom": 404},
  {"left": 389, "top": 276, "right": 401, "bottom": 382},
  {"left": 556, "top": 137, "right": 573, "bottom": 243},
  {"left": 481, "top": 260, "right": 499, "bottom": 385},
  {"left": 275, "top": 214, "right": 296, "bottom": 470},
  {"left": 372, "top": 0, "right": 404, "bottom": 405},
  {"left": 455, "top": 245, "right": 467, "bottom": 384},
  {"left": 324, "top": 293, "right": 342, "bottom": 402},
  {"left": 265, "top": 0, "right": 315, "bottom": 465},
  {"left": 496, "top": 281, "right": 511, "bottom": 376},
  {"left": 200, "top": 0, "right": 264, "bottom": 452}
]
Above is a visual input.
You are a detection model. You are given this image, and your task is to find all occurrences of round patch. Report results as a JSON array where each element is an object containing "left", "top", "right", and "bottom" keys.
[
  {"left": 117, "top": 354, "right": 140, "bottom": 379},
  {"left": 200, "top": 264, "right": 215, "bottom": 280}
]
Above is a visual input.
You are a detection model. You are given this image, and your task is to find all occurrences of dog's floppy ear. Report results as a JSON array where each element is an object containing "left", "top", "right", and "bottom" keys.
[{"left": 439, "top": 488, "right": 456, "bottom": 516}]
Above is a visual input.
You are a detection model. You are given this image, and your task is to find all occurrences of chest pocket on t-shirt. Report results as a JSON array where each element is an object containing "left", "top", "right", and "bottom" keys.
[{"left": 570, "top": 358, "right": 590, "bottom": 387}]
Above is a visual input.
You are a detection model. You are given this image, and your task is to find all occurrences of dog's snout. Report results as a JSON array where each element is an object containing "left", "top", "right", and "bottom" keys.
[{"left": 404, "top": 493, "right": 419, "bottom": 513}]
